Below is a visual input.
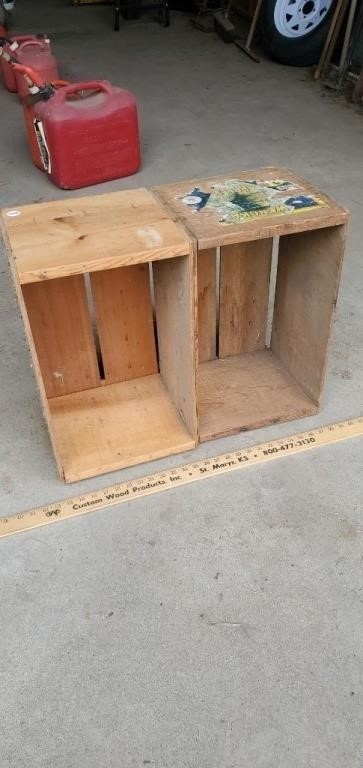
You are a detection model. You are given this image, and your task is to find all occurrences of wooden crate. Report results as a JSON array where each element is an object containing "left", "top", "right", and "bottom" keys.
[
  {"left": 154, "top": 167, "right": 348, "bottom": 442},
  {"left": 1, "top": 189, "right": 198, "bottom": 482}
]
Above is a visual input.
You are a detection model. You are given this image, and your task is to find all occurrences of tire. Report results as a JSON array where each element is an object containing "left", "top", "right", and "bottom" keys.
[{"left": 261, "top": 0, "right": 338, "bottom": 66}]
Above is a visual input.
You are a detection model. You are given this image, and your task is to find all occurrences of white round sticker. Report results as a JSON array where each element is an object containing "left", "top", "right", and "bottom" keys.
[
  {"left": 182, "top": 195, "right": 201, "bottom": 206},
  {"left": 6, "top": 210, "right": 21, "bottom": 218}
]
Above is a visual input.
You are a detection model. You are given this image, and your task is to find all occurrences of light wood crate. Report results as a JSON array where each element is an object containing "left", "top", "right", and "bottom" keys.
[
  {"left": 1, "top": 189, "right": 198, "bottom": 481},
  {"left": 154, "top": 167, "right": 348, "bottom": 442}
]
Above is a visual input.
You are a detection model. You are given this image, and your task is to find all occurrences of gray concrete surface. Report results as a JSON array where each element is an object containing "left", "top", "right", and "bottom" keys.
[{"left": 1, "top": 3, "right": 362, "bottom": 767}]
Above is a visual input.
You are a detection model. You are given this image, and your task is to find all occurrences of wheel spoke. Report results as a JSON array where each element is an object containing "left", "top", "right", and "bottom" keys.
[
  {"left": 299, "top": 17, "right": 314, "bottom": 32},
  {"left": 286, "top": 5, "right": 303, "bottom": 29}
]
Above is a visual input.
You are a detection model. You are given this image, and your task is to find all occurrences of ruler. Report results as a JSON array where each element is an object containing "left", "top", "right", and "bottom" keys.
[{"left": 1, "top": 417, "right": 362, "bottom": 539}]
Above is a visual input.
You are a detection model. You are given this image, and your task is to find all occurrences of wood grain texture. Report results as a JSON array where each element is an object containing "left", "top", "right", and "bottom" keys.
[
  {"left": 1, "top": 170, "right": 348, "bottom": 479},
  {"left": 153, "top": 167, "right": 348, "bottom": 249},
  {"left": 198, "top": 351, "right": 317, "bottom": 442},
  {"left": 197, "top": 248, "right": 217, "bottom": 362},
  {"left": 3, "top": 240, "right": 64, "bottom": 477},
  {"left": 219, "top": 239, "right": 272, "bottom": 356},
  {"left": 3, "top": 188, "right": 154, "bottom": 227},
  {"left": 22, "top": 275, "right": 100, "bottom": 399},
  {"left": 153, "top": 254, "right": 198, "bottom": 438},
  {"left": 271, "top": 224, "right": 346, "bottom": 404},
  {"left": 90, "top": 265, "right": 157, "bottom": 383},
  {"left": 49, "top": 374, "right": 196, "bottom": 482},
  {"left": 1, "top": 188, "right": 191, "bottom": 283}
]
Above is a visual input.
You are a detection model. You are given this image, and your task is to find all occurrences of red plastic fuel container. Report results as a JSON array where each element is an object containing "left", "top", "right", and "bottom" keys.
[
  {"left": 33, "top": 80, "right": 141, "bottom": 189},
  {"left": 15, "top": 38, "right": 59, "bottom": 99},
  {"left": 1, "top": 34, "right": 38, "bottom": 92}
]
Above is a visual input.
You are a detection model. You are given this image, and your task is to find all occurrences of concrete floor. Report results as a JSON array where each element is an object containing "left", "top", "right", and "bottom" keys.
[{"left": 1, "top": 3, "right": 363, "bottom": 767}]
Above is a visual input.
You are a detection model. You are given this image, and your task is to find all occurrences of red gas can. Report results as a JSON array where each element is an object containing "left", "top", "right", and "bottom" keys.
[
  {"left": 1, "top": 34, "right": 38, "bottom": 92},
  {"left": 15, "top": 38, "right": 59, "bottom": 99},
  {"left": 34, "top": 80, "right": 141, "bottom": 189}
]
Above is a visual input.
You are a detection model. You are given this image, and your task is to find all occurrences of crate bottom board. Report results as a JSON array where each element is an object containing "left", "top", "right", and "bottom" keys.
[
  {"left": 198, "top": 350, "right": 318, "bottom": 442},
  {"left": 48, "top": 373, "right": 196, "bottom": 482}
]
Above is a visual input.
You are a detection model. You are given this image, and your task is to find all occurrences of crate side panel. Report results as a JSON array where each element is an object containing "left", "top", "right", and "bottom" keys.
[
  {"left": 271, "top": 224, "right": 346, "bottom": 403},
  {"left": 154, "top": 254, "right": 198, "bottom": 439},
  {"left": 4, "top": 249, "right": 64, "bottom": 478},
  {"left": 153, "top": 168, "right": 348, "bottom": 249},
  {"left": 2, "top": 188, "right": 191, "bottom": 283},
  {"left": 197, "top": 248, "right": 217, "bottom": 363}
]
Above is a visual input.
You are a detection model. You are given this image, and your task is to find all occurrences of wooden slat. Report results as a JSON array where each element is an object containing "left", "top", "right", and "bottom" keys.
[
  {"left": 3, "top": 188, "right": 153, "bottom": 223},
  {"left": 271, "top": 224, "right": 346, "bottom": 404},
  {"left": 4, "top": 205, "right": 170, "bottom": 245},
  {"left": 1, "top": 188, "right": 191, "bottom": 284},
  {"left": 49, "top": 375, "right": 196, "bottom": 482},
  {"left": 22, "top": 275, "right": 100, "bottom": 399},
  {"left": 11, "top": 221, "right": 190, "bottom": 284},
  {"left": 198, "top": 351, "right": 317, "bottom": 442},
  {"left": 90, "top": 265, "right": 158, "bottom": 383},
  {"left": 219, "top": 239, "right": 272, "bottom": 357},
  {"left": 197, "top": 248, "right": 217, "bottom": 363},
  {"left": 153, "top": 253, "right": 198, "bottom": 438}
]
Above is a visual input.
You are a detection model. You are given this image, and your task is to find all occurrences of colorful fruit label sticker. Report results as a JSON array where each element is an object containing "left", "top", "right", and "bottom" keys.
[{"left": 179, "top": 178, "right": 326, "bottom": 225}]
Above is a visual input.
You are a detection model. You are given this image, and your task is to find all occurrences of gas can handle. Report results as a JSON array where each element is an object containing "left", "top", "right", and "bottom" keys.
[
  {"left": 52, "top": 80, "right": 71, "bottom": 88},
  {"left": 56, "top": 80, "right": 113, "bottom": 102},
  {"left": 12, "top": 62, "right": 45, "bottom": 87},
  {"left": 17, "top": 39, "right": 48, "bottom": 52}
]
